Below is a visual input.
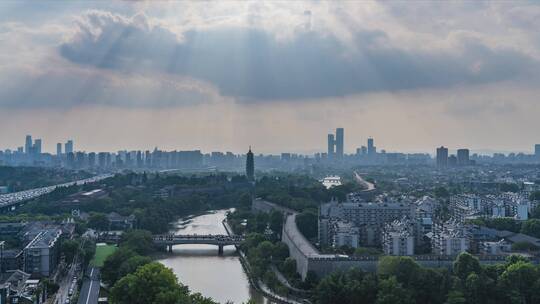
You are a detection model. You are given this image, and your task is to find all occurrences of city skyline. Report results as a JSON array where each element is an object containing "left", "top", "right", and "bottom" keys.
[
  {"left": 2, "top": 132, "right": 539, "bottom": 158},
  {"left": 1, "top": 2, "right": 540, "bottom": 153},
  {"left": 3, "top": 2, "right": 540, "bottom": 304}
]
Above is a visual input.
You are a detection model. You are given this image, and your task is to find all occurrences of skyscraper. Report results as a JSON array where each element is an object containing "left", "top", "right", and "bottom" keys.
[
  {"left": 436, "top": 146, "right": 448, "bottom": 168},
  {"left": 457, "top": 149, "right": 470, "bottom": 166},
  {"left": 327, "top": 134, "right": 335, "bottom": 159},
  {"left": 25, "top": 135, "right": 32, "bottom": 154},
  {"left": 33, "top": 139, "right": 42, "bottom": 154},
  {"left": 536, "top": 144, "right": 540, "bottom": 160},
  {"left": 367, "top": 137, "right": 376, "bottom": 155},
  {"left": 335, "top": 128, "right": 344, "bottom": 159},
  {"left": 56, "top": 143, "right": 62, "bottom": 156},
  {"left": 246, "top": 147, "right": 254, "bottom": 181},
  {"left": 65, "top": 140, "right": 73, "bottom": 154}
]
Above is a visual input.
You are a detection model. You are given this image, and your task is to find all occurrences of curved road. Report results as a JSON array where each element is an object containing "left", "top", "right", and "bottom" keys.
[{"left": 353, "top": 171, "right": 375, "bottom": 191}]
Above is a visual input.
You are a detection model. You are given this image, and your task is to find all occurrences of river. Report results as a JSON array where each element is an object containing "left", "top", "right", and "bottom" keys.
[{"left": 157, "top": 209, "right": 269, "bottom": 304}]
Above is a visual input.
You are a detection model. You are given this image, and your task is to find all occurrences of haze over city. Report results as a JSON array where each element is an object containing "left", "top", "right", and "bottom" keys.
[
  {"left": 1, "top": 1, "right": 540, "bottom": 154},
  {"left": 4, "top": 2, "right": 540, "bottom": 304}
]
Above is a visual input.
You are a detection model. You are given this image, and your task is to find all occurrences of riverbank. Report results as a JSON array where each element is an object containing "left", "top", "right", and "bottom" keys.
[
  {"left": 157, "top": 210, "right": 265, "bottom": 304},
  {"left": 223, "top": 218, "right": 309, "bottom": 304}
]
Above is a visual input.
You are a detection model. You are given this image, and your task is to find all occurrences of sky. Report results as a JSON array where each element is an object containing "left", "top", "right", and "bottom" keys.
[{"left": 1, "top": 1, "right": 540, "bottom": 154}]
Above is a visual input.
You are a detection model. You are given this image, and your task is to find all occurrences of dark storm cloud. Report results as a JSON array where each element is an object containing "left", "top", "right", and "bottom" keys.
[{"left": 60, "top": 11, "right": 539, "bottom": 101}]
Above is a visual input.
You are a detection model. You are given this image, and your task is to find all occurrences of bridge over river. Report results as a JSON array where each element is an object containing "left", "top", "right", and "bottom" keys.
[{"left": 153, "top": 234, "right": 244, "bottom": 254}]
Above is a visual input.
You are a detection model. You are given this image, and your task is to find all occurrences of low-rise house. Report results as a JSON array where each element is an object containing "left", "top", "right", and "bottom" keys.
[
  {"left": 106, "top": 212, "right": 135, "bottom": 230},
  {"left": 0, "top": 270, "right": 46, "bottom": 304},
  {"left": 481, "top": 239, "right": 512, "bottom": 255}
]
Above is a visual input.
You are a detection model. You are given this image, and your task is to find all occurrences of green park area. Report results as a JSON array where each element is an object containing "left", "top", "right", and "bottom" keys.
[{"left": 90, "top": 243, "right": 118, "bottom": 267}]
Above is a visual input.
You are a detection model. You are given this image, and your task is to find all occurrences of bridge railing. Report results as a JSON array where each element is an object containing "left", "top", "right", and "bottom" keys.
[{"left": 152, "top": 234, "right": 244, "bottom": 242}]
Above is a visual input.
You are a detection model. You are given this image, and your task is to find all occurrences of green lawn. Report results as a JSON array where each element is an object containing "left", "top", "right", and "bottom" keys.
[{"left": 90, "top": 243, "right": 117, "bottom": 267}]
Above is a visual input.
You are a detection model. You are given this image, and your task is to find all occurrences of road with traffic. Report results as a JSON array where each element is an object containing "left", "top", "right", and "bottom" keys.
[
  {"left": 0, "top": 174, "right": 113, "bottom": 209},
  {"left": 77, "top": 268, "right": 100, "bottom": 304}
]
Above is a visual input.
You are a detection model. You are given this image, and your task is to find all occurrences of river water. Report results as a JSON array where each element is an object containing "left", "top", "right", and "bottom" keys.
[{"left": 157, "top": 209, "right": 269, "bottom": 304}]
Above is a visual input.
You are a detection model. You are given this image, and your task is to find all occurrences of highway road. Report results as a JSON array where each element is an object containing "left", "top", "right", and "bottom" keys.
[
  {"left": 77, "top": 268, "right": 100, "bottom": 304},
  {"left": 0, "top": 174, "right": 113, "bottom": 209}
]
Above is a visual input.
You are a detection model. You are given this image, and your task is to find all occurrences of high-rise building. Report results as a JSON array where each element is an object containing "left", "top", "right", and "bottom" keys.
[
  {"left": 65, "top": 140, "right": 73, "bottom": 154},
  {"left": 327, "top": 134, "right": 335, "bottom": 159},
  {"left": 56, "top": 143, "right": 62, "bottom": 156},
  {"left": 457, "top": 149, "right": 470, "bottom": 166},
  {"left": 25, "top": 135, "right": 32, "bottom": 154},
  {"left": 136, "top": 151, "right": 143, "bottom": 168},
  {"left": 367, "top": 137, "right": 376, "bottom": 155},
  {"left": 33, "top": 139, "right": 42, "bottom": 154},
  {"left": 448, "top": 155, "right": 457, "bottom": 167},
  {"left": 536, "top": 144, "right": 540, "bottom": 160},
  {"left": 335, "top": 128, "right": 344, "bottom": 159},
  {"left": 88, "top": 152, "right": 96, "bottom": 168},
  {"left": 98, "top": 152, "right": 107, "bottom": 168},
  {"left": 327, "top": 128, "right": 344, "bottom": 159},
  {"left": 66, "top": 152, "right": 75, "bottom": 168},
  {"left": 246, "top": 147, "right": 254, "bottom": 181},
  {"left": 436, "top": 146, "right": 448, "bottom": 168}
]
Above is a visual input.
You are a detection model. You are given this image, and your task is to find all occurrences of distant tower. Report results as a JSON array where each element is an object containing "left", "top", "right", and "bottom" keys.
[
  {"left": 457, "top": 149, "right": 470, "bottom": 166},
  {"left": 335, "top": 128, "right": 344, "bottom": 159},
  {"left": 327, "top": 134, "right": 335, "bottom": 159},
  {"left": 25, "top": 135, "right": 32, "bottom": 154},
  {"left": 367, "top": 137, "right": 376, "bottom": 156},
  {"left": 56, "top": 143, "right": 62, "bottom": 156},
  {"left": 65, "top": 140, "right": 74, "bottom": 154},
  {"left": 33, "top": 139, "right": 42, "bottom": 154},
  {"left": 436, "top": 146, "right": 449, "bottom": 168},
  {"left": 246, "top": 147, "right": 255, "bottom": 181}
]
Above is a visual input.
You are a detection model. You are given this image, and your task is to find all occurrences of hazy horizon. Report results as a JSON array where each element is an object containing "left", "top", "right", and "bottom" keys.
[{"left": 1, "top": 1, "right": 540, "bottom": 154}]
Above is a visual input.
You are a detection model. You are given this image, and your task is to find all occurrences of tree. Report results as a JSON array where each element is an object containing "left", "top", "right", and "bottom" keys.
[
  {"left": 499, "top": 183, "right": 519, "bottom": 193},
  {"left": 61, "top": 239, "right": 80, "bottom": 264},
  {"left": 453, "top": 252, "right": 481, "bottom": 284},
  {"left": 315, "top": 271, "right": 350, "bottom": 304},
  {"left": 295, "top": 210, "right": 318, "bottom": 239},
  {"left": 241, "top": 233, "right": 266, "bottom": 253},
  {"left": 375, "top": 276, "right": 414, "bottom": 304},
  {"left": 315, "top": 268, "right": 377, "bottom": 304},
  {"left": 269, "top": 210, "right": 283, "bottom": 237},
  {"left": 499, "top": 261, "right": 539, "bottom": 304},
  {"left": 111, "top": 262, "right": 194, "bottom": 304},
  {"left": 282, "top": 257, "right": 296, "bottom": 276},
  {"left": 118, "top": 255, "right": 152, "bottom": 279},
  {"left": 102, "top": 247, "right": 137, "bottom": 285},
  {"left": 87, "top": 212, "right": 109, "bottom": 231},
  {"left": 272, "top": 242, "right": 289, "bottom": 262},
  {"left": 484, "top": 218, "right": 521, "bottom": 233},
  {"left": 511, "top": 242, "right": 539, "bottom": 252},
  {"left": 412, "top": 268, "right": 449, "bottom": 304},
  {"left": 464, "top": 273, "right": 482, "bottom": 304},
  {"left": 530, "top": 191, "right": 540, "bottom": 201},
  {"left": 445, "top": 291, "right": 466, "bottom": 304},
  {"left": 120, "top": 229, "right": 155, "bottom": 255},
  {"left": 247, "top": 241, "right": 275, "bottom": 277},
  {"left": 520, "top": 219, "right": 540, "bottom": 238},
  {"left": 378, "top": 256, "right": 421, "bottom": 289},
  {"left": 434, "top": 187, "right": 450, "bottom": 198}
]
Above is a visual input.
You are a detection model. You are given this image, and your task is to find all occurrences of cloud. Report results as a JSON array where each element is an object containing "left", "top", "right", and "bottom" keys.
[{"left": 58, "top": 10, "right": 539, "bottom": 101}]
